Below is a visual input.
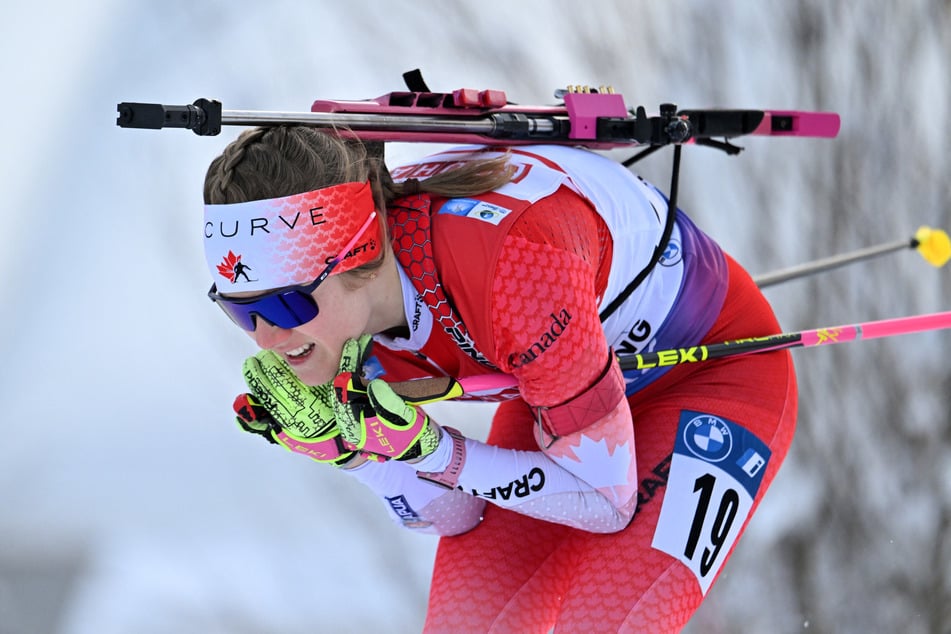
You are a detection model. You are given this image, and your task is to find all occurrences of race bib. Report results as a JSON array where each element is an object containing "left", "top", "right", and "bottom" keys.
[{"left": 652, "top": 410, "right": 771, "bottom": 594}]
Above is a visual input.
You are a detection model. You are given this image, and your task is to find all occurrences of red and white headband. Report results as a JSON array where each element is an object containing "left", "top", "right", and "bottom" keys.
[{"left": 204, "top": 181, "right": 381, "bottom": 292}]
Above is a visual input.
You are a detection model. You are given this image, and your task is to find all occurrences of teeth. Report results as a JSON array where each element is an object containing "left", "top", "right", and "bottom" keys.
[{"left": 286, "top": 343, "right": 314, "bottom": 358}]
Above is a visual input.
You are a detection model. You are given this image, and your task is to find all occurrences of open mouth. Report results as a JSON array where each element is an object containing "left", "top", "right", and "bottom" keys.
[{"left": 285, "top": 343, "right": 315, "bottom": 361}]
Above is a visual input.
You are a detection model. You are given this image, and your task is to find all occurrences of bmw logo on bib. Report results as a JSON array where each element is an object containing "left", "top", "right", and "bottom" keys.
[{"left": 683, "top": 414, "right": 733, "bottom": 462}]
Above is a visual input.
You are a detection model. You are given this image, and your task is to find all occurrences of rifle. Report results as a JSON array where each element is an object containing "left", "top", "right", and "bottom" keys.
[{"left": 116, "top": 70, "right": 840, "bottom": 149}]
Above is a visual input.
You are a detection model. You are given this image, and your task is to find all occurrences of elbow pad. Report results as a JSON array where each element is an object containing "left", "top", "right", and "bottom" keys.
[{"left": 535, "top": 355, "right": 626, "bottom": 438}]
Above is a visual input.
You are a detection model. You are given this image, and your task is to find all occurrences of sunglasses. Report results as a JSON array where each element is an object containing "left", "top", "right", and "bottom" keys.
[{"left": 208, "top": 211, "right": 377, "bottom": 332}]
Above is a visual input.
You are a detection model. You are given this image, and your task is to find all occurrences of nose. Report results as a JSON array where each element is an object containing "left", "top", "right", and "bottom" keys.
[{"left": 252, "top": 319, "right": 293, "bottom": 349}]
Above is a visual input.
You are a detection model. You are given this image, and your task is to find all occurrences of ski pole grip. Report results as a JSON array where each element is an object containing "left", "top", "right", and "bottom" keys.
[
  {"left": 366, "top": 376, "right": 464, "bottom": 405},
  {"left": 116, "top": 98, "right": 222, "bottom": 135}
]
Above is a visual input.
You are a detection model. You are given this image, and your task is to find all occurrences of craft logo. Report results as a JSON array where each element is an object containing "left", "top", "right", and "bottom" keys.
[
  {"left": 464, "top": 467, "right": 546, "bottom": 501},
  {"left": 217, "top": 250, "right": 257, "bottom": 284},
  {"left": 410, "top": 294, "right": 424, "bottom": 333},
  {"left": 682, "top": 414, "right": 733, "bottom": 463},
  {"left": 324, "top": 237, "right": 378, "bottom": 265}
]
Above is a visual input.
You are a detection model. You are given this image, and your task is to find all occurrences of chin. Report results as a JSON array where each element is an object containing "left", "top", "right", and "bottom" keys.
[
  {"left": 291, "top": 364, "right": 335, "bottom": 387},
  {"left": 305, "top": 372, "right": 336, "bottom": 387}
]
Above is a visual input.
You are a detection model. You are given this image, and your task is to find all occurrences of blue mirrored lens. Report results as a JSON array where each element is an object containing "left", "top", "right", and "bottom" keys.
[{"left": 216, "top": 290, "right": 319, "bottom": 331}]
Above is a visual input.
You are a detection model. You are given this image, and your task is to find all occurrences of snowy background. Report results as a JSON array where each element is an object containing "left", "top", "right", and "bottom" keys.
[{"left": 1, "top": 1, "right": 949, "bottom": 633}]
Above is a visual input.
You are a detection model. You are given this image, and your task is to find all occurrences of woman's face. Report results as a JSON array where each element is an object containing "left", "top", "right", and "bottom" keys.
[{"left": 249, "top": 274, "right": 375, "bottom": 386}]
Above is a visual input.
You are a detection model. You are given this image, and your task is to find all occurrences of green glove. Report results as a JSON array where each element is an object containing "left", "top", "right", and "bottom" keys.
[
  {"left": 329, "top": 335, "right": 374, "bottom": 452},
  {"left": 367, "top": 378, "right": 442, "bottom": 460},
  {"left": 241, "top": 350, "right": 355, "bottom": 465},
  {"left": 332, "top": 337, "right": 442, "bottom": 461}
]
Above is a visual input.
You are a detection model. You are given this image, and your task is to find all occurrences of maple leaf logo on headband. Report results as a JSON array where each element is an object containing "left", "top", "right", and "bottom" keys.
[{"left": 217, "top": 251, "right": 256, "bottom": 284}]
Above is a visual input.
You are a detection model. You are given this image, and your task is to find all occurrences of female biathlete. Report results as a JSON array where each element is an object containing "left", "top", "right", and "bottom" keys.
[{"left": 202, "top": 127, "right": 797, "bottom": 633}]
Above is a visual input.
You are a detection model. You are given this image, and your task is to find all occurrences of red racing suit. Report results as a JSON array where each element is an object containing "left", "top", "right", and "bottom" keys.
[{"left": 342, "top": 145, "right": 798, "bottom": 633}]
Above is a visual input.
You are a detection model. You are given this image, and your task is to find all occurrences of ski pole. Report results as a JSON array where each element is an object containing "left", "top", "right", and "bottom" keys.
[
  {"left": 612, "top": 310, "right": 951, "bottom": 371},
  {"left": 754, "top": 226, "right": 950, "bottom": 288},
  {"left": 441, "top": 310, "right": 951, "bottom": 396}
]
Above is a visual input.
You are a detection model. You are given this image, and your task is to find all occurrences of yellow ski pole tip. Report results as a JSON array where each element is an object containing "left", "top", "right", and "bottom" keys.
[{"left": 914, "top": 226, "right": 951, "bottom": 267}]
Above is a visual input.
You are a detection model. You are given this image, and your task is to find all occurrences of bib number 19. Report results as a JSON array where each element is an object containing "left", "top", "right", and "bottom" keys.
[
  {"left": 651, "top": 411, "right": 770, "bottom": 595},
  {"left": 684, "top": 474, "right": 739, "bottom": 576}
]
